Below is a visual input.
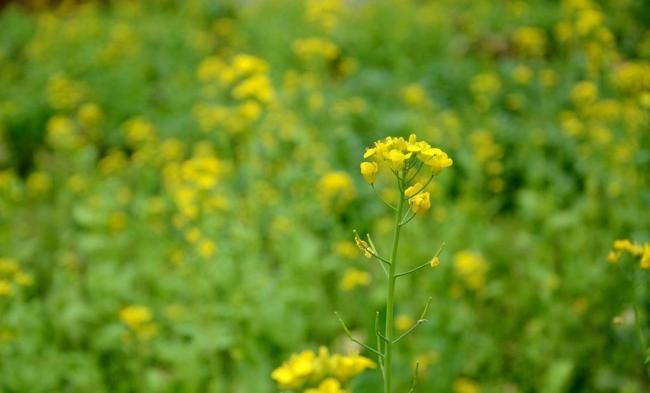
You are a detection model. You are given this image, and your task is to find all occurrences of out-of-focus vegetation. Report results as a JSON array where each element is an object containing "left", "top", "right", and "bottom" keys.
[{"left": 0, "top": 0, "right": 649, "bottom": 392}]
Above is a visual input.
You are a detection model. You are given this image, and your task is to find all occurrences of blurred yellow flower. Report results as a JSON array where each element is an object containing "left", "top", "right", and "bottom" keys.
[
  {"left": 453, "top": 377, "right": 481, "bottom": 393},
  {"left": 454, "top": 251, "right": 487, "bottom": 291},
  {"left": 340, "top": 268, "right": 371, "bottom": 291}
]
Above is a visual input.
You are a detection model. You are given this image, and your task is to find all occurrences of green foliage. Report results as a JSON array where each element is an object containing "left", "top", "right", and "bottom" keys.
[{"left": 0, "top": 0, "right": 649, "bottom": 392}]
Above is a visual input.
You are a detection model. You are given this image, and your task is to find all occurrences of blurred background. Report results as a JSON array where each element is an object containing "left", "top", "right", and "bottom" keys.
[{"left": 0, "top": 0, "right": 649, "bottom": 392}]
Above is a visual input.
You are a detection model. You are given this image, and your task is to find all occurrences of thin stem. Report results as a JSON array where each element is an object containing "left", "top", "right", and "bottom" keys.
[
  {"left": 372, "top": 185, "right": 397, "bottom": 211},
  {"left": 392, "top": 297, "right": 432, "bottom": 344},
  {"left": 632, "top": 271, "right": 650, "bottom": 378},
  {"left": 399, "top": 211, "right": 417, "bottom": 227},
  {"left": 396, "top": 243, "right": 446, "bottom": 278},
  {"left": 407, "top": 363, "right": 420, "bottom": 393},
  {"left": 384, "top": 188, "right": 405, "bottom": 393},
  {"left": 395, "top": 261, "right": 430, "bottom": 278},
  {"left": 334, "top": 312, "right": 384, "bottom": 358},
  {"left": 375, "top": 311, "right": 385, "bottom": 376}
]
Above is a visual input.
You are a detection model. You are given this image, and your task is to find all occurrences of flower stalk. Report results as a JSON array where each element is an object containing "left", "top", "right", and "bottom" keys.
[{"left": 338, "top": 134, "right": 453, "bottom": 393}]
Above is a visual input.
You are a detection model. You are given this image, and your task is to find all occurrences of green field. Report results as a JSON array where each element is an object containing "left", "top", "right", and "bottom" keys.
[{"left": 0, "top": 0, "right": 649, "bottom": 392}]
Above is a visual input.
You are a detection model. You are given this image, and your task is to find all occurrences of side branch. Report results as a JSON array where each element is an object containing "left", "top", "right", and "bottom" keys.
[
  {"left": 334, "top": 312, "right": 384, "bottom": 358},
  {"left": 392, "top": 297, "right": 432, "bottom": 344}
]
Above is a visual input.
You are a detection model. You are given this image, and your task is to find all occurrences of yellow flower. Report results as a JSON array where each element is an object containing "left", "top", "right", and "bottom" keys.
[
  {"left": 419, "top": 148, "right": 453, "bottom": 172},
  {"left": 304, "top": 378, "right": 349, "bottom": 393},
  {"left": 383, "top": 149, "right": 412, "bottom": 171},
  {"left": 453, "top": 377, "right": 481, "bottom": 393},
  {"left": 613, "top": 239, "right": 642, "bottom": 255},
  {"left": 0, "top": 280, "right": 12, "bottom": 297},
  {"left": 271, "top": 349, "right": 316, "bottom": 389},
  {"left": 293, "top": 37, "right": 340, "bottom": 60},
  {"left": 640, "top": 244, "right": 650, "bottom": 269},
  {"left": 408, "top": 192, "right": 431, "bottom": 214},
  {"left": 119, "top": 305, "right": 152, "bottom": 329},
  {"left": 401, "top": 83, "right": 428, "bottom": 107},
  {"left": 198, "top": 240, "right": 217, "bottom": 258},
  {"left": 571, "top": 81, "right": 598, "bottom": 107},
  {"left": 454, "top": 251, "right": 487, "bottom": 291},
  {"left": 319, "top": 172, "right": 356, "bottom": 207},
  {"left": 607, "top": 251, "right": 621, "bottom": 264},
  {"left": 340, "top": 268, "right": 371, "bottom": 291},
  {"left": 359, "top": 161, "right": 378, "bottom": 184},
  {"left": 14, "top": 272, "right": 34, "bottom": 287},
  {"left": 396, "top": 314, "right": 414, "bottom": 332},
  {"left": 429, "top": 256, "right": 441, "bottom": 268},
  {"left": 404, "top": 182, "right": 423, "bottom": 198}
]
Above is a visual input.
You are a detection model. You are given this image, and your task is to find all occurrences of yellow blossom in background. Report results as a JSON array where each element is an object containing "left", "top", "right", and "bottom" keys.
[
  {"left": 318, "top": 171, "right": 355, "bottom": 210},
  {"left": 272, "top": 347, "right": 374, "bottom": 391},
  {"left": 272, "top": 349, "right": 317, "bottom": 389},
  {"left": 453, "top": 251, "right": 487, "bottom": 291},
  {"left": 26, "top": 171, "right": 52, "bottom": 195},
  {"left": 334, "top": 241, "right": 358, "bottom": 259},
  {"left": 0, "top": 280, "right": 12, "bottom": 297},
  {"left": 304, "top": 378, "right": 349, "bottom": 393},
  {"left": 305, "top": 0, "right": 343, "bottom": 32},
  {"left": 613, "top": 239, "right": 642, "bottom": 255},
  {"left": 512, "top": 26, "right": 547, "bottom": 57},
  {"left": 77, "top": 102, "right": 103, "bottom": 129},
  {"left": 293, "top": 37, "right": 340, "bottom": 61},
  {"left": 119, "top": 305, "right": 157, "bottom": 340},
  {"left": 340, "top": 268, "right": 371, "bottom": 291},
  {"left": 121, "top": 117, "right": 156, "bottom": 147},
  {"left": 640, "top": 244, "right": 650, "bottom": 269},
  {"left": 396, "top": 314, "right": 414, "bottom": 332},
  {"left": 47, "top": 115, "right": 83, "bottom": 150},
  {"left": 400, "top": 83, "right": 429, "bottom": 107},
  {"left": 470, "top": 72, "right": 501, "bottom": 97},
  {"left": 571, "top": 81, "right": 598, "bottom": 107},
  {"left": 453, "top": 377, "right": 481, "bottom": 393},
  {"left": 46, "top": 74, "right": 85, "bottom": 110},
  {"left": 198, "top": 239, "right": 217, "bottom": 258}
]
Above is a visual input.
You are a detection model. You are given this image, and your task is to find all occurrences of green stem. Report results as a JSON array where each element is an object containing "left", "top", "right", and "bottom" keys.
[
  {"left": 384, "top": 192, "right": 405, "bottom": 393},
  {"left": 632, "top": 270, "right": 650, "bottom": 378}
]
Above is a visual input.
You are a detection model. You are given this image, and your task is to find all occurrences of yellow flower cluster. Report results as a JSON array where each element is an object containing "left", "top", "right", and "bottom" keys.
[
  {"left": 340, "top": 268, "right": 371, "bottom": 291},
  {"left": 512, "top": 26, "right": 547, "bottom": 58},
  {"left": 293, "top": 37, "right": 340, "bottom": 61},
  {"left": 400, "top": 83, "right": 430, "bottom": 108},
  {"left": 318, "top": 171, "right": 355, "bottom": 211},
  {"left": 360, "top": 135, "right": 452, "bottom": 217},
  {"left": 453, "top": 251, "right": 487, "bottom": 291},
  {"left": 121, "top": 117, "right": 157, "bottom": 148},
  {"left": 195, "top": 53, "right": 274, "bottom": 133},
  {"left": 469, "top": 130, "right": 505, "bottom": 193},
  {"left": 271, "top": 346, "right": 375, "bottom": 391},
  {"left": 164, "top": 151, "right": 225, "bottom": 221},
  {"left": 0, "top": 257, "right": 33, "bottom": 297},
  {"left": 305, "top": 378, "right": 349, "bottom": 393},
  {"left": 361, "top": 134, "right": 452, "bottom": 178},
  {"left": 305, "top": 0, "right": 344, "bottom": 32},
  {"left": 607, "top": 239, "right": 650, "bottom": 269},
  {"left": 46, "top": 74, "right": 85, "bottom": 110},
  {"left": 118, "top": 305, "right": 157, "bottom": 341},
  {"left": 453, "top": 377, "right": 481, "bottom": 393}
]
